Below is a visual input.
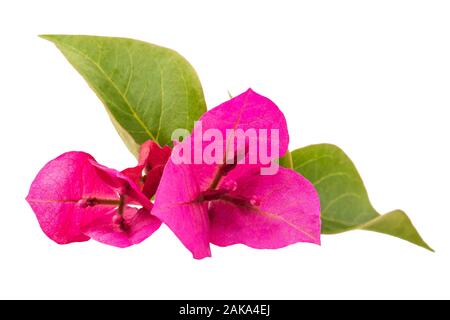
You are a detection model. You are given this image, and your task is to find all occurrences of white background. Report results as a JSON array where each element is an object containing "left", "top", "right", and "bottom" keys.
[{"left": 1, "top": 0, "right": 449, "bottom": 299}]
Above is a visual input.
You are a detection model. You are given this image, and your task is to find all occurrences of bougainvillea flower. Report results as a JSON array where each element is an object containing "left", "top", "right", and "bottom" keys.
[
  {"left": 152, "top": 89, "right": 321, "bottom": 259},
  {"left": 26, "top": 144, "right": 169, "bottom": 247}
]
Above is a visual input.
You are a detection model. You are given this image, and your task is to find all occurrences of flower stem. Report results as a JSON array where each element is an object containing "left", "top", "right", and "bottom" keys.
[
  {"left": 209, "top": 166, "right": 224, "bottom": 190},
  {"left": 80, "top": 197, "right": 122, "bottom": 208},
  {"left": 117, "top": 194, "right": 125, "bottom": 216},
  {"left": 96, "top": 198, "right": 122, "bottom": 205}
]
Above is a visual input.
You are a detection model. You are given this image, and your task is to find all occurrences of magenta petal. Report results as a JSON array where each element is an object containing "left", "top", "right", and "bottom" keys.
[
  {"left": 152, "top": 161, "right": 211, "bottom": 259},
  {"left": 138, "top": 140, "right": 171, "bottom": 168},
  {"left": 141, "top": 165, "right": 164, "bottom": 199},
  {"left": 153, "top": 90, "right": 298, "bottom": 258},
  {"left": 137, "top": 140, "right": 172, "bottom": 198},
  {"left": 121, "top": 165, "right": 145, "bottom": 187},
  {"left": 209, "top": 167, "right": 321, "bottom": 248},
  {"left": 26, "top": 152, "right": 117, "bottom": 244},
  {"left": 81, "top": 207, "right": 161, "bottom": 248},
  {"left": 197, "top": 89, "right": 289, "bottom": 161},
  {"left": 90, "top": 161, "right": 152, "bottom": 209}
]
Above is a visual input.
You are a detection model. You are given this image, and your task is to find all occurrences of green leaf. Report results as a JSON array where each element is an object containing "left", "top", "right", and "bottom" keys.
[
  {"left": 41, "top": 34, "right": 207, "bottom": 156},
  {"left": 288, "top": 144, "right": 433, "bottom": 251},
  {"left": 279, "top": 150, "right": 293, "bottom": 169}
]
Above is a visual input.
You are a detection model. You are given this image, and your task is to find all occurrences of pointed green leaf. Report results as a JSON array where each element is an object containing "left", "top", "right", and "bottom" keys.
[
  {"left": 288, "top": 144, "right": 432, "bottom": 251},
  {"left": 41, "top": 35, "right": 207, "bottom": 156}
]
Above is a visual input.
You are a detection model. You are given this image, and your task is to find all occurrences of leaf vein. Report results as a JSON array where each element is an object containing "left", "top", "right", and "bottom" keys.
[
  {"left": 322, "top": 192, "right": 362, "bottom": 215},
  {"left": 293, "top": 155, "right": 334, "bottom": 171},
  {"left": 59, "top": 42, "right": 157, "bottom": 142}
]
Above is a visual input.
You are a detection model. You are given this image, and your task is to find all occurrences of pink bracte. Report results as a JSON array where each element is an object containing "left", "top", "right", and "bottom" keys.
[
  {"left": 152, "top": 89, "right": 321, "bottom": 259},
  {"left": 26, "top": 141, "right": 170, "bottom": 248}
]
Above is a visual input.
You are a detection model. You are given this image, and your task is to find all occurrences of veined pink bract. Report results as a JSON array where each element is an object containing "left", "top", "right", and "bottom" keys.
[
  {"left": 26, "top": 141, "right": 170, "bottom": 247},
  {"left": 152, "top": 89, "right": 321, "bottom": 259}
]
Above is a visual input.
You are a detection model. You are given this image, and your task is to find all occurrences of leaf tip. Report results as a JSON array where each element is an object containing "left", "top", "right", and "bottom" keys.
[
  {"left": 361, "top": 210, "right": 434, "bottom": 253},
  {"left": 422, "top": 242, "right": 435, "bottom": 253},
  {"left": 38, "top": 34, "right": 54, "bottom": 41},
  {"left": 392, "top": 210, "right": 435, "bottom": 253},
  {"left": 38, "top": 34, "right": 63, "bottom": 44}
]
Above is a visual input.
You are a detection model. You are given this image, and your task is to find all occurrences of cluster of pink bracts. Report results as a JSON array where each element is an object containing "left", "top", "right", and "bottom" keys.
[{"left": 27, "top": 90, "right": 321, "bottom": 259}]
